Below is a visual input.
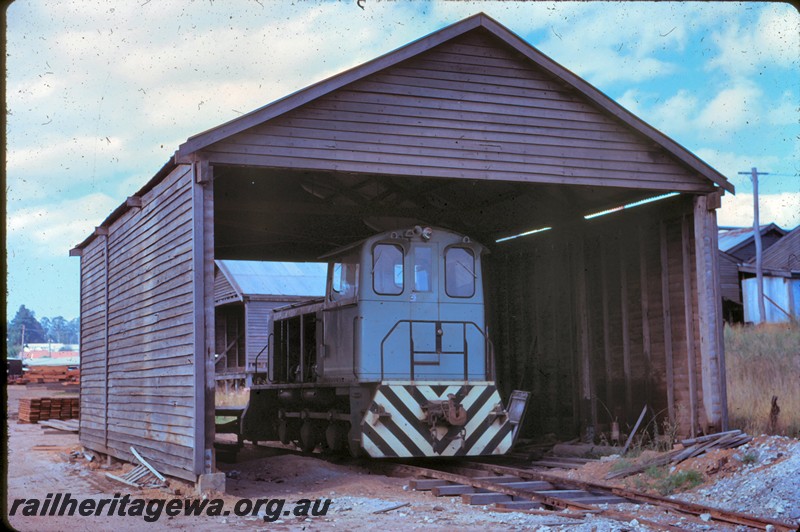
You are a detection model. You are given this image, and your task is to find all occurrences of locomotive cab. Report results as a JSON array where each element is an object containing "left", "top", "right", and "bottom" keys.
[
  {"left": 321, "top": 226, "right": 492, "bottom": 383},
  {"left": 241, "top": 226, "right": 528, "bottom": 458}
]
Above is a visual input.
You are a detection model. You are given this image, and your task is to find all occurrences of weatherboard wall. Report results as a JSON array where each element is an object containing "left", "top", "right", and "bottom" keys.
[
  {"left": 78, "top": 164, "right": 199, "bottom": 481},
  {"left": 487, "top": 196, "right": 724, "bottom": 439},
  {"left": 201, "top": 30, "right": 715, "bottom": 194},
  {"left": 78, "top": 234, "right": 108, "bottom": 452}
]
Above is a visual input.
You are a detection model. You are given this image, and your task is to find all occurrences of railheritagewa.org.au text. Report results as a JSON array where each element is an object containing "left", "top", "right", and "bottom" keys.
[{"left": 10, "top": 493, "right": 331, "bottom": 522}]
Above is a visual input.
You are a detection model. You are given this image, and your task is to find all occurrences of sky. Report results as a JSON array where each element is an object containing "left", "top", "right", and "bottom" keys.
[{"left": 5, "top": 0, "right": 800, "bottom": 321}]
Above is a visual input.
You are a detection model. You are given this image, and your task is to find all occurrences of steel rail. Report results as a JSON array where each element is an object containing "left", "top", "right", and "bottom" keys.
[
  {"left": 465, "top": 460, "right": 799, "bottom": 531},
  {"left": 372, "top": 461, "right": 685, "bottom": 531}
]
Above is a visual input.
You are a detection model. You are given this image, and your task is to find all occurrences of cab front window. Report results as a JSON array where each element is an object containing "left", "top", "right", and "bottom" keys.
[
  {"left": 445, "top": 247, "right": 475, "bottom": 298},
  {"left": 373, "top": 243, "right": 404, "bottom": 295}
]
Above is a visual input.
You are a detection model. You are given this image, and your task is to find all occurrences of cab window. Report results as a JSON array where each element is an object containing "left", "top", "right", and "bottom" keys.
[
  {"left": 445, "top": 247, "right": 475, "bottom": 298},
  {"left": 373, "top": 243, "right": 404, "bottom": 295},
  {"left": 330, "top": 258, "right": 358, "bottom": 302},
  {"left": 414, "top": 246, "right": 433, "bottom": 292}
]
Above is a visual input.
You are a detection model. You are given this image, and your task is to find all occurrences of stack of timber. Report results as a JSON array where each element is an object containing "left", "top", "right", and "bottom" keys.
[
  {"left": 605, "top": 430, "right": 752, "bottom": 480},
  {"left": 18, "top": 397, "right": 80, "bottom": 423},
  {"left": 18, "top": 365, "right": 80, "bottom": 384}
]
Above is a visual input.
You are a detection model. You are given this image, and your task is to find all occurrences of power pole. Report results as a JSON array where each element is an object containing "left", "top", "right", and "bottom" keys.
[{"left": 738, "top": 167, "right": 769, "bottom": 323}]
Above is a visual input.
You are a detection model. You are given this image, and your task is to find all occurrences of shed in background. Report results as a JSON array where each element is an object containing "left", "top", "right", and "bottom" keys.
[
  {"left": 717, "top": 224, "right": 786, "bottom": 322},
  {"left": 214, "top": 260, "right": 327, "bottom": 388},
  {"left": 718, "top": 224, "right": 786, "bottom": 262},
  {"left": 740, "top": 225, "right": 800, "bottom": 323}
]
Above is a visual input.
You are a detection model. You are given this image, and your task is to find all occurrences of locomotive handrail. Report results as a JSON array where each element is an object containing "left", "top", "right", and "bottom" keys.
[
  {"left": 379, "top": 319, "right": 491, "bottom": 381},
  {"left": 253, "top": 332, "right": 274, "bottom": 384}
]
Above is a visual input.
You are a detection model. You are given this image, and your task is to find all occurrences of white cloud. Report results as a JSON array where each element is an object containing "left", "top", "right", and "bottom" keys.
[
  {"left": 7, "top": 193, "right": 119, "bottom": 256},
  {"left": 693, "top": 148, "right": 782, "bottom": 191},
  {"left": 718, "top": 192, "right": 800, "bottom": 230},
  {"left": 707, "top": 4, "right": 800, "bottom": 79},
  {"left": 767, "top": 90, "right": 800, "bottom": 126},
  {"left": 617, "top": 78, "right": 786, "bottom": 146},
  {"left": 695, "top": 82, "right": 763, "bottom": 139}
]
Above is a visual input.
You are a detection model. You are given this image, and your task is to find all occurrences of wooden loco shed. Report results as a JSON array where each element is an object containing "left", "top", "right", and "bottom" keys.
[{"left": 70, "top": 13, "right": 732, "bottom": 485}]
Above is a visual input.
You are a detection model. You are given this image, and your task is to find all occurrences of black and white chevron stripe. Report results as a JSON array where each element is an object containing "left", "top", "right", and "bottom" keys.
[{"left": 360, "top": 384, "right": 513, "bottom": 458}]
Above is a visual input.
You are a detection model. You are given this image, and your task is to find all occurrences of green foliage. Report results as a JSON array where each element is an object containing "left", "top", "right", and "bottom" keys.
[
  {"left": 7, "top": 305, "right": 46, "bottom": 346},
  {"left": 6, "top": 307, "right": 80, "bottom": 354},
  {"left": 609, "top": 458, "right": 634, "bottom": 473},
  {"left": 639, "top": 466, "right": 703, "bottom": 495},
  {"left": 742, "top": 452, "right": 758, "bottom": 465},
  {"left": 660, "top": 470, "right": 703, "bottom": 495}
]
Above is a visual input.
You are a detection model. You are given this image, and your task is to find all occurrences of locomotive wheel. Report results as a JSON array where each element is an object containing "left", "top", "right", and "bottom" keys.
[
  {"left": 299, "top": 420, "right": 318, "bottom": 453},
  {"left": 278, "top": 419, "right": 292, "bottom": 445},
  {"left": 325, "top": 423, "right": 345, "bottom": 453},
  {"left": 348, "top": 437, "right": 364, "bottom": 458}
]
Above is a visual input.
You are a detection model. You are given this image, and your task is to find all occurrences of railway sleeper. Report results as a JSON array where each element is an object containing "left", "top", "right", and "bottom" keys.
[
  {"left": 494, "top": 501, "right": 544, "bottom": 511},
  {"left": 462, "top": 493, "right": 514, "bottom": 505}
]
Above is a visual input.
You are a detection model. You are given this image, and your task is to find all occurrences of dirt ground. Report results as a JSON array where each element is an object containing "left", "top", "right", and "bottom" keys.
[{"left": 5, "top": 384, "right": 799, "bottom": 531}]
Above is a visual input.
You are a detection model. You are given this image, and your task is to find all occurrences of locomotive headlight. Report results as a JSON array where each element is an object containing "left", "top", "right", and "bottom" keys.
[{"left": 421, "top": 226, "right": 433, "bottom": 240}]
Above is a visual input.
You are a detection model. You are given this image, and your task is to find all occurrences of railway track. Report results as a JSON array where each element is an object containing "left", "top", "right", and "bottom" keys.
[
  {"left": 370, "top": 458, "right": 799, "bottom": 531},
  {"left": 222, "top": 439, "right": 797, "bottom": 530}
]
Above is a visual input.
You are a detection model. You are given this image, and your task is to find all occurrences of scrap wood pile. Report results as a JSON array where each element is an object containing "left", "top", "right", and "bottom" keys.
[
  {"left": 16, "top": 365, "right": 80, "bottom": 384},
  {"left": 18, "top": 397, "right": 80, "bottom": 423},
  {"left": 606, "top": 429, "right": 752, "bottom": 480}
]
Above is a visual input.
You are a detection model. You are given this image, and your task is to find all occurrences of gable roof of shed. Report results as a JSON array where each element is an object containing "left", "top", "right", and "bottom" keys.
[
  {"left": 718, "top": 223, "right": 787, "bottom": 254},
  {"left": 175, "top": 12, "right": 733, "bottom": 194},
  {"left": 215, "top": 260, "right": 327, "bottom": 299},
  {"left": 741, "top": 225, "right": 800, "bottom": 274}
]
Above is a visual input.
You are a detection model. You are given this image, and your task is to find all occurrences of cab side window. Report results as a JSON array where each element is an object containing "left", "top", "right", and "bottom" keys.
[
  {"left": 373, "top": 243, "right": 404, "bottom": 295},
  {"left": 330, "top": 258, "right": 359, "bottom": 302},
  {"left": 445, "top": 247, "right": 475, "bottom": 298}
]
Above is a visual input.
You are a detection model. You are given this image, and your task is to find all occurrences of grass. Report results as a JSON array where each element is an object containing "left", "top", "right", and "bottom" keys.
[
  {"left": 214, "top": 388, "right": 250, "bottom": 425},
  {"left": 216, "top": 387, "right": 250, "bottom": 408},
  {"left": 725, "top": 322, "right": 800, "bottom": 437},
  {"left": 638, "top": 466, "right": 703, "bottom": 496}
]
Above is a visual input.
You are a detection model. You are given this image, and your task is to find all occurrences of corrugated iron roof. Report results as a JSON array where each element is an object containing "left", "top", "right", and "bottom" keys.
[
  {"left": 718, "top": 223, "right": 785, "bottom": 253},
  {"left": 215, "top": 260, "right": 327, "bottom": 298},
  {"left": 742, "top": 225, "right": 800, "bottom": 273}
]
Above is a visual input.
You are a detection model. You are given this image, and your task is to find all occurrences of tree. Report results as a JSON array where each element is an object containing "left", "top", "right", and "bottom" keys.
[
  {"left": 49, "top": 316, "right": 69, "bottom": 343},
  {"left": 40, "top": 317, "right": 52, "bottom": 340},
  {"left": 7, "top": 305, "right": 46, "bottom": 348},
  {"left": 67, "top": 318, "right": 80, "bottom": 344}
]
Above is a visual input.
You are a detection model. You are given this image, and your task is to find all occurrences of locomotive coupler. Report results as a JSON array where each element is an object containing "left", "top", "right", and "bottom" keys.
[{"left": 422, "top": 393, "right": 467, "bottom": 427}]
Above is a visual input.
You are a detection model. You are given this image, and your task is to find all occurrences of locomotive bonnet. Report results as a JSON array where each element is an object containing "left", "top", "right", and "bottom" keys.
[{"left": 241, "top": 226, "right": 529, "bottom": 457}]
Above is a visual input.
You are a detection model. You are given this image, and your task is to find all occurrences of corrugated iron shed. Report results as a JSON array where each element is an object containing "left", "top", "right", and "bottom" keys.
[
  {"left": 740, "top": 225, "right": 800, "bottom": 275},
  {"left": 215, "top": 260, "right": 327, "bottom": 301},
  {"left": 718, "top": 223, "right": 786, "bottom": 261}
]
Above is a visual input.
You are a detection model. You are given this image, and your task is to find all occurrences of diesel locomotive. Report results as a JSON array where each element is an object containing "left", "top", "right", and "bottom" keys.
[{"left": 240, "top": 226, "right": 529, "bottom": 458}]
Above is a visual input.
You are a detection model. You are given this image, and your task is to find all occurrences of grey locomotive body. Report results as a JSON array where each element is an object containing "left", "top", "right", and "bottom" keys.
[{"left": 241, "top": 226, "right": 526, "bottom": 457}]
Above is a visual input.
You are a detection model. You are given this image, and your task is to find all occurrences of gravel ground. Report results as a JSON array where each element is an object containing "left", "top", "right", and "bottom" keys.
[
  {"left": 7, "top": 386, "right": 799, "bottom": 531},
  {"left": 674, "top": 436, "right": 800, "bottom": 523}
]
